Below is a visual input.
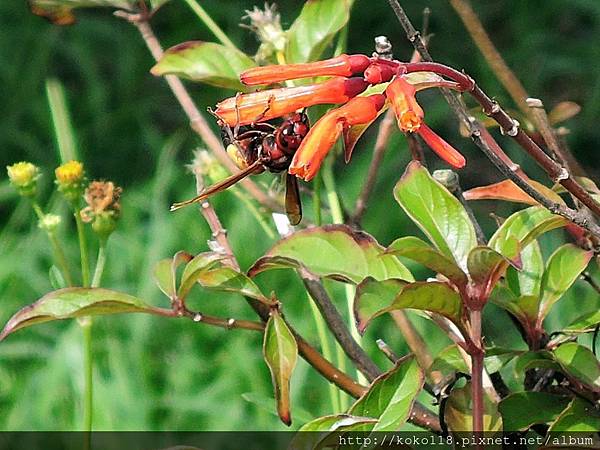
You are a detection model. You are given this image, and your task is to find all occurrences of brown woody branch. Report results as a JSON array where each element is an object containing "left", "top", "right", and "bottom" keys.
[{"left": 387, "top": 0, "right": 600, "bottom": 238}]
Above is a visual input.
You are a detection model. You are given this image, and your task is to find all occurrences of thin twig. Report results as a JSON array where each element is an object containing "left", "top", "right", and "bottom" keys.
[
  {"left": 351, "top": 109, "right": 396, "bottom": 224},
  {"left": 376, "top": 338, "right": 400, "bottom": 363},
  {"left": 182, "top": 308, "right": 265, "bottom": 332},
  {"left": 115, "top": 11, "right": 281, "bottom": 212},
  {"left": 386, "top": 0, "right": 600, "bottom": 238},
  {"left": 301, "top": 270, "right": 382, "bottom": 381}
]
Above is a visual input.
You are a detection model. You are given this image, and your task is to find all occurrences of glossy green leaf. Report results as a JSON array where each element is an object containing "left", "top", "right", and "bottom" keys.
[
  {"left": 241, "top": 392, "right": 313, "bottom": 424},
  {"left": 444, "top": 382, "right": 502, "bottom": 432},
  {"left": 358, "top": 279, "right": 463, "bottom": 335},
  {"left": 553, "top": 343, "right": 600, "bottom": 392},
  {"left": 489, "top": 206, "right": 567, "bottom": 259},
  {"left": 151, "top": 41, "right": 256, "bottom": 91},
  {"left": 516, "top": 240, "right": 544, "bottom": 297},
  {"left": 248, "top": 225, "right": 413, "bottom": 283},
  {"left": 353, "top": 278, "right": 406, "bottom": 334},
  {"left": 386, "top": 236, "right": 467, "bottom": 287},
  {"left": 195, "top": 266, "right": 269, "bottom": 303},
  {"left": 177, "top": 252, "right": 223, "bottom": 300},
  {"left": 498, "top": 392, "right": 570, "bottom": 431},
  {"left": 350, "top": 356, "right": 424, "bottom": 431},
  {"left": 538, "top": 244, "right": 591, "bottom": 320},
  {"left": 394, "top": 161, "right": 476, "bottom": 271},
  {"left": 29, "top": 0, "right": 135, "bottom": 25},
  {"left": 490, "top": 287, "right": 539, "bottom": 325},
  {"left": 263, "top": 309, "right": 298, "bottom": 426},
  {"left": 548, "top": 398, "right": 600, "bottom": 432},
  {"left": 564, "top": 310, "right": 600, "bottom": 333},
  {"left": 0, "top": 288, "right": 167, "bottom": 340},
  {"left": 285, "top": 0, "right": 351, "bottom": 64}
]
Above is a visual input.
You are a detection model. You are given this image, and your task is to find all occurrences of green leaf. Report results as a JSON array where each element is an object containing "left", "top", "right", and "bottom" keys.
[
  {"left": 29, "top": 0, "right": 135, "bottom": 25},
  {"left": 248, "top": 225, "right": 413, "bottom": 283},
  {"left": 394, "top": 161, "right": 476, "bottom": 271},
  {"left": 349, "top": 356, "right": 424, "bottom": 431},
  {"left": 498, "top": 392, "right": 570, "bottom": 431},
  {"left": 151, "top": 41, "right": 256, "bottom": 91},
  {"left": 0, "top": 288, "right": 167, "bottom": 340},
  {"left": 429, "top": 345, "right": 469, "bottom": 379},
  {"left": 177, "top": 252, "right": 222, "bottom": 300},
  {"left": 444, "top": 382, "right": 502, "bottom": 432},
  {"left": 553, "top": 343, "right": 600, "bottom": 392},
  {"left": 153, "top": 258, "right": 175, "bottom": 298},
  {"left": 195, "top": 266, "right": 269, "bottom": 303},
  {"left": 289, "top": 414, "right": 377, "bottom": 450},
  {"left": 241, "top": 392, "right": 313, "bottom": 424},
  {"left": 354, "top": 279, "right": 463, "bottom": 334},
  {"left": 386, "top": 236, "right": 467, "bottom": 287},
  {"left": 538, "top": 244, "right": 591, "bottom": 321},
  {"left": 467, "top": 246, "right": 515, "bottom": 300},
  {"left": 489, "top": 286, "right": 539, "bottom": 325},
  {"left": 285, "top": 0, "right": 351, "bottom": 64},
  {"left": 489, "top": 206, "right": 567, "bottom": 259},
  {"left": 548, "top": 398, "right": 600, "bottom": 432},
  {"left": 516, "top": 240, "right": 544, "bottom": 297},
  {"left": 565, "top": 310, "right": 600, "bottom": 333},
  {"left": 513, "top": 351, "right": 560, "bottom": 376},
  {"left": 353, "top": 278, "right": 406, "bottom": 334},
  {"left": 263, "top": 309, "right": 298, "bottom": 426}
]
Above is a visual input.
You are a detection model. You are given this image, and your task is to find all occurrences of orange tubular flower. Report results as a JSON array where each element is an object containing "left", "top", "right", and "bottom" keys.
[
  {"left": 386, "top": 76, "right": 466, "bottom": 169},
  {"left": 240, "top": 54, "right": 371, "bottom": 85},
  {"left": 289, "top": 94, "right": 386, "bottom": 181},
  {"left": 214, "top": 77, "right": 368, "bottom": 126}
]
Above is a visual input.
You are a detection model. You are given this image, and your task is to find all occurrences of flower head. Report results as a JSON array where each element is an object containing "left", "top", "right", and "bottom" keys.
[
  {"left": 80, "top": 180, "right": 122, "bottom": 240},
  {"left": 38, "top": 213, "right": 62, "bottom": 233},
  {"left": 55, "top": 160, "right": 86, "bottom": 203},
  {"left": 7, "top": 161, "right": 40, "bottom": 197},
  {"left": 242, "top": 3, "right": 286, "bottom": 63}
]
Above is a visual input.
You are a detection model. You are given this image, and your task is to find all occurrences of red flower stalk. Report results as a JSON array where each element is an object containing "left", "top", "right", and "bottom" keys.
[
  {"left": 214, "top": 77, "right": 368, "bottom": 126},
  {"left": 386, "top": 76, "right": 466, "bottom": 169},
  {"left": 289, "top": 94, "right": 386, "bottom": 181},
  {"left": 240, "top": 54, "right": 372, "bottom": 85}
]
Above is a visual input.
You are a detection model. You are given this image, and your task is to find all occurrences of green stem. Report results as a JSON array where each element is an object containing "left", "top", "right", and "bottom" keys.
[
  {"left": 232, "top": 187, "right": 276, "bottom": 239},
  {"left": 322, "top": 158, "right": 368, "bottom": 388},
  {"left": 313, "top": 173, "right": 322, "bottom": 226},
  {"left": 32, "top": 201, "right": 74, "bottom": 286},
  {"left": 74, "top": 209, "right": 90, "bottom": 287},
  {"left": 308, "top": 294, "right": 341, "bottom": 413},
  {"left": 80, "top": 317, "right": 93, "bottom": 432},
  {"left": 181, "top": 0, "right": 238, "bottom": 51},
  {"left": 46, "top": 78, "right": 79, "bottom": 163},
  {"left": 91, "top": 240, "right": 107, "bottom": 288}
]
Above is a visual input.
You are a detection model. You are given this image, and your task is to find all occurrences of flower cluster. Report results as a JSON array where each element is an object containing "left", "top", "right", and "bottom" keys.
[{"left": 213, "top": 54, "right": 469, "bottom": 181}]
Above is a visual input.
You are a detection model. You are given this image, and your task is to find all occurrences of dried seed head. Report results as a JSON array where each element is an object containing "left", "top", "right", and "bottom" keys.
[
  {"left": 80, "top": 180, "right": 122, "bottom": 240},
  {"left": 7, "top": 161, "right": 40, "bottom": 197}
]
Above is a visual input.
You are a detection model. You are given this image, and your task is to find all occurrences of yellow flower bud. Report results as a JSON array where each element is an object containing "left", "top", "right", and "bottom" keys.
[{"left": 6, "top": 161, "right": 40, "bottom": 197}]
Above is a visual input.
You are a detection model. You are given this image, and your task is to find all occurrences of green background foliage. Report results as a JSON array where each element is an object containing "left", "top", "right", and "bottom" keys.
[{"left": 1, "top": 0, "right": 600, "bottom": 430}]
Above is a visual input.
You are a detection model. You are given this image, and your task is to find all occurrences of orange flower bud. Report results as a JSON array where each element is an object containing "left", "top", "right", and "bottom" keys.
[
  {"left": 215, "top": 77, "right": 368, "bottom": 126},
  {"left": 240, "top": 54, "right": 371, "bottom": 85},
  {"left": 385, "top": 76, "right": 424, "bottom": 132},
  {"left": 417, "top": 123, "right": 466, "bottom": 169},
  {"left": 364, "top": 61, "right": 397, "bottom": 84},
  {"left": 289, "top": 94, "right": 385, "bottom": 181}
]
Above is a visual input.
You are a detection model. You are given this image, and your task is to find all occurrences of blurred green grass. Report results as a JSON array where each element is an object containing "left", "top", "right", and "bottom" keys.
[{"left": 1, "top": 0, "right": 600, "bottom": 430}]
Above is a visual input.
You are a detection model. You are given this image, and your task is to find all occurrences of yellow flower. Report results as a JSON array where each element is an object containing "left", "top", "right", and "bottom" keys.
[
  {"left": 6, "top": 161, "right": 40, "bottom": 197},
  {"left": 55, "top": 160, "right": 85, "bottom": 203},
  {"left": 55, "top": 160, "right": 84, "bottom": 185}
]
